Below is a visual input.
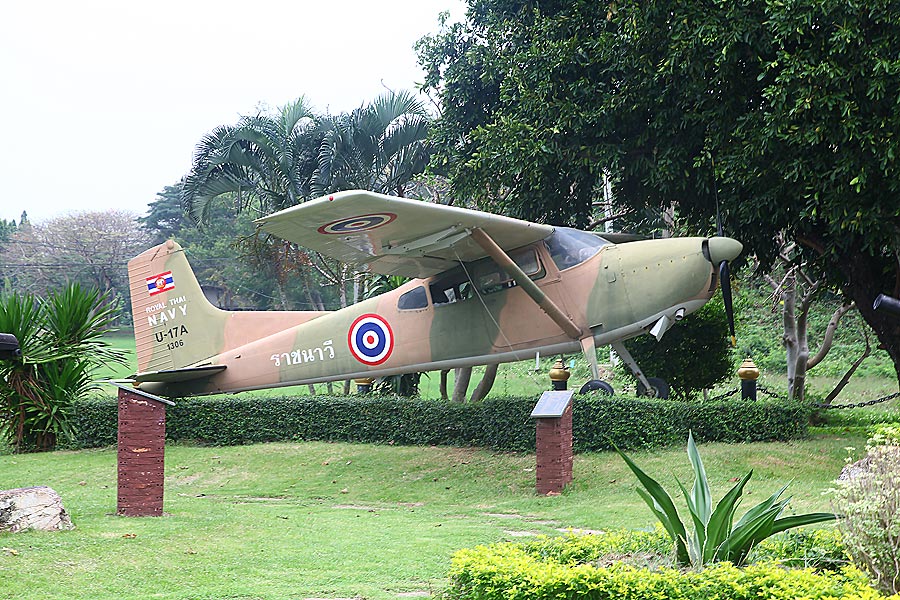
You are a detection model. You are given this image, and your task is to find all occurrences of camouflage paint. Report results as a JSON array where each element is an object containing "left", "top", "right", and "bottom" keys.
[{"left": 126, "top": 193, "right": 740, "bottom": 397}]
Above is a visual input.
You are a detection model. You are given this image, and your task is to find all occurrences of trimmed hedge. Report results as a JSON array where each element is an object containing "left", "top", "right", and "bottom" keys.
[
  {"left": 67, "top": 393, "right": 810, "bottom": 451},
  {"left": 445, "top": 541, "right": 887, "bottom": 600}
]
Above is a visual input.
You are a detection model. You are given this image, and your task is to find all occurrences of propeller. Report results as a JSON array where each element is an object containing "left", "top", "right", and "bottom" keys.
[
  {"left": 719, "top": 260, "right": 736, "bottom": 346},
  {"left": 713, "top": 178, "right": 738, "bottom": 347}
]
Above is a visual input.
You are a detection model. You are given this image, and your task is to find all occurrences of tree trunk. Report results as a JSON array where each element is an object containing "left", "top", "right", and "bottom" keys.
[
  {"left": 822, "top": 329, "right": 871, "bottom": 406},
  {"left": 451, "top": 367, "right": 472, "bottom": 402},
  {"left": 469, "top": 363, "right": 499, "bottom": 402},
  {"left": 837, "top": 248, "right": 900, "bottom": 386},
  {"left": 439, "top": 369, "right": 450, "bottom": 401},
  {"left": 780, "top": 270, "right": 800, "bottom": 398},
  {"left": 807, "top": 302, "right": 855, "bottom": 369}
]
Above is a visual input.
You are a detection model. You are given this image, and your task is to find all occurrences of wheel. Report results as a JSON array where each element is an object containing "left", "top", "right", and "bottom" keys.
[
  {"left": 637, "top": 377, "right": 670, "bottom": 399},
  {"left": 579, "top": 380, "right": 614, "bottom": 395}
]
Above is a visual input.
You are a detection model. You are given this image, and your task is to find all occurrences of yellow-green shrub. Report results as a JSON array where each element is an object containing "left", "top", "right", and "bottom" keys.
[{"left": 446, "top": 542, "right": 891, "bottom": 600}]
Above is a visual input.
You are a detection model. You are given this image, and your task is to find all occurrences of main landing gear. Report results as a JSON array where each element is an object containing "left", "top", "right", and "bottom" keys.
[{"left": 577, "top": 340, "right": 671, "bottom": 399}]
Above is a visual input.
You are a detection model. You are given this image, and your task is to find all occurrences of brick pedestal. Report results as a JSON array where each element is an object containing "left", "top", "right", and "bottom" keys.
[
  {"left": 116, "top": 386, "right": 173, "bottom": 517},
  {"left": 531, "top": 390, "right": 574, "bottom": 495},
  {"left": 535, "top": 404, "right": 573, "bottom": 494}
]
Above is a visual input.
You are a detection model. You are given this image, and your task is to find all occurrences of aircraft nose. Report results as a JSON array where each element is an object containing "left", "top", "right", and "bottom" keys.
[{"left": 706, "top": 237, "right": 743, "bottom": 264}]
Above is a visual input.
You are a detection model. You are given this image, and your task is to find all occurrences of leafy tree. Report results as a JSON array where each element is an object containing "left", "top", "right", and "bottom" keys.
[
  {"left": 0, "top": 219, "right": 15, "bottom": 245},
  {"left": 139, "top": 184, "right": 190, "bottom": 245},
  {"left": 0, "top": 284, "right": 124, "bottom": 451},
  {"left": 418, "top": 0, "right": 900, "bottom": 383}
]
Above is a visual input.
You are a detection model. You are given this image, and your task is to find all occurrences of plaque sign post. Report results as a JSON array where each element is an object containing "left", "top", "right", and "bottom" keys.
[{"left": 530, "top": 390, "right": 575, "bottom": 494}]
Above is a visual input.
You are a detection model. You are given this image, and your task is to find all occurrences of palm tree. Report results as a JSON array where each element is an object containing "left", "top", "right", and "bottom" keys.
[
  {"left": 181, "top": 98, "right": 323, "bottom": 309},
  {"left": 312, "top": 90, "right": 431, "bottom": 197},
  {"left": 182, "top": 97, "right": 319, "bottom": 221}
]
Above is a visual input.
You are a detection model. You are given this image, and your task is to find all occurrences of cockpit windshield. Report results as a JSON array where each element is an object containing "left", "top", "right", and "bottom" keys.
[{"left": 545, "top": 228, "right": 610, "bottom": 271}]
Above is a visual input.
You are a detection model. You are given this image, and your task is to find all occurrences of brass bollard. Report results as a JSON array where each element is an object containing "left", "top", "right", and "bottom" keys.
[
  {"left": 354, "top": 377, "right": 375, "bottom": 394},
  {"left": 549, "top": 359, "right": 570, "bottom": 391},
  {"left": 737, "top": 357, "right": 760, "bottom": 401}
]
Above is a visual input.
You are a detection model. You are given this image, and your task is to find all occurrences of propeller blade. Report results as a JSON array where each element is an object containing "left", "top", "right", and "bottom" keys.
[{"left": 719, "top": 260, "right": 736, "bottom": 347}]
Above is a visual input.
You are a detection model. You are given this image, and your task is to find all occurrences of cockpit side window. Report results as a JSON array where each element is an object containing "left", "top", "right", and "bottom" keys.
[
  {"left": 430, "top": 246, "right": 546, "bottom": 305},
  {"left": 545, "top": 228, "right": 609, "bottom": 271},
  {"left": 429, "top": 269, "right": 474, "bottom": 306},
  {"left": 473, "top": 248, "right": 544, "bottom": 294}
]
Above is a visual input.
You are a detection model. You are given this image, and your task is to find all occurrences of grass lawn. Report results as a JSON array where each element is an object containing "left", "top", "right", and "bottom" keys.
[{"left": 0, "top": 431, "right": 864, "bottom": 600}]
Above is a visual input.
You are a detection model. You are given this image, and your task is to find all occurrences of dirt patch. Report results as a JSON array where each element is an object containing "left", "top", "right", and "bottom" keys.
[
  {"left": 332, "top": 504, "right": 381, "bottom": 511},
  {"left": 503, "top": 530, "right": 539, "bottom": 537}
]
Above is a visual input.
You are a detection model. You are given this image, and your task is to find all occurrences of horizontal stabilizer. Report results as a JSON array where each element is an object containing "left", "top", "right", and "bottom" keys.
[{"left": 131, "top": 364, "right": 226, "bottom": 383}]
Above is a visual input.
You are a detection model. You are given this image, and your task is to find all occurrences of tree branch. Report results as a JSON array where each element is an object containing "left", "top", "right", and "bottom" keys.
[
  {"left": 807, "top": 301, "right": 855, "bottom": 369},
  {"left": 821, "top": 326, "right": 871, "bottom": 406}
]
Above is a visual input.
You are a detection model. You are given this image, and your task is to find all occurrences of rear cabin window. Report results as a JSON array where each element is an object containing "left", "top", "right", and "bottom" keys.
[
  {"left": 544, "top": 228, "right": 609, "bottom": 271},
  {"left": 397, "top": 286, "right": 428, "bottom": 310}
]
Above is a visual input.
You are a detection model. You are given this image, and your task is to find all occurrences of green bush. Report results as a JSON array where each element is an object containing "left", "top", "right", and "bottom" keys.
[
  {"left": 750, "top": 528, "right": 849, "bottom": 571},
  {"left": 0, "top": 284, "right": 124, "bottom": 451},
  {"left": 620, "top": 300, "right": 734, "bottom": 400},
  {"left": 67, "top": 393, "right": 810, "bottom": 452},
  {"left": 445, "top": 534, "right": 886, "bottom": 600}
]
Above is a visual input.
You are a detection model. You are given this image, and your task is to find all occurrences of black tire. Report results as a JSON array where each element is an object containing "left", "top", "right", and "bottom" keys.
[
  {"left": 579, "top": 380, "right": 614, "bottom": 395},
  {"left": 637, "top": 377, "right": 670, "bottom": 399}
]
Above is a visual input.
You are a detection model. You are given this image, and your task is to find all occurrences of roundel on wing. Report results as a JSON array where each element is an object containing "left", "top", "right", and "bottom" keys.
[
  {"left": 348, "top": 313, "right": 394, "bottom": 365},
  {"left": 318, "top": 213, "right": 397, "bottom": 235}
]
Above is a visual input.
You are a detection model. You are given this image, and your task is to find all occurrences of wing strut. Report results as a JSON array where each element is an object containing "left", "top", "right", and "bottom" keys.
[{"left": 469, "top": 227, "right": 583, "bottom": 340}]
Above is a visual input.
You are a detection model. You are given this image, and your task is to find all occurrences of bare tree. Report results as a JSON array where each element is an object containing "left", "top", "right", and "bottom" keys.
[
  {"left": 764, "top": 235, "right": 858, "bottom": 401},
  {"left": 0, "top": 211, "right": 150, "bottom": 308}
]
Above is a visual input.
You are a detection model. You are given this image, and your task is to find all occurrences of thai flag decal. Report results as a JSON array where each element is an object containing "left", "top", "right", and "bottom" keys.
[{"left": 146, "top": 271, "right": 175, "bottom": 296}]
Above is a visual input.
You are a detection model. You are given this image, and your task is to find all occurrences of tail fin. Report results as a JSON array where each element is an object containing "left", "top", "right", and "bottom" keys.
[{"left": 127, "top": 240, "right": 228, "bottom": 373}]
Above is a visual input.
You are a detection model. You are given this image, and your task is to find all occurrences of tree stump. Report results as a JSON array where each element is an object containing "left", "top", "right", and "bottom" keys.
[{"left": 0, "top": 486, "right": 74, "bottom": 532}]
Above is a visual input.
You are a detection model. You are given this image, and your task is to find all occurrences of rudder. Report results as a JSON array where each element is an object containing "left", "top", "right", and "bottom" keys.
[{"left": 128, "top": 240, "right": 227, "bottom": 373}]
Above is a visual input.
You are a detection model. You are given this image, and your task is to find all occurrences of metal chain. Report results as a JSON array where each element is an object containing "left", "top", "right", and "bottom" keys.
[
  {"left": 705, "top": 387, "right": 741, "bottom": 402},
  {"left": 809, "top": 391, "right": 900, "bottom": 410},
  {"left": 756, "top": 385, "right": 787, "bottom": 400},
  {"left": 704, "top": 384, "right": 899, "bottom": 410}
]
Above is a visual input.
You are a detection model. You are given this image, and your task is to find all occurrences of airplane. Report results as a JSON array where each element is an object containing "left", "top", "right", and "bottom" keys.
[{"left": 124, "top": 190, "right": 742, "bottom": 398}]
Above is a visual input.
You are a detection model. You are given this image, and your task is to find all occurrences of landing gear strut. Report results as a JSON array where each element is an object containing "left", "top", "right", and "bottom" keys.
[{"left": 611, "top": 341, "right": 670, "bottom": 399}]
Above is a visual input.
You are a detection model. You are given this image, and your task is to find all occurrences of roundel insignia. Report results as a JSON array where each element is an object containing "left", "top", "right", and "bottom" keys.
[
  {"left": 348, "top": 313, "right": 394, "bottom": 366},
  {"left": 318, "top": 213, "right": 397, "bottom": 235}
]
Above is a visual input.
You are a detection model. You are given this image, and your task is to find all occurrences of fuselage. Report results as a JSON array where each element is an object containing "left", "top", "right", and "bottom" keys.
[{"left": 142, "top": 232, "right": 723, "bottom": 396}]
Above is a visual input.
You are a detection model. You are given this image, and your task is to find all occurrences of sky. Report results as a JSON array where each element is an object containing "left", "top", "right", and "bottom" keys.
[{"left": 0, "top": 0, "right": 466, "bottom": 223}]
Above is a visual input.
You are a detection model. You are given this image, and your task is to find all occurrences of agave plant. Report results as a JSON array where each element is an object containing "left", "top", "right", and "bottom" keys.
[{"left": 618, "top": 432, "right": 836, "bottom": 567}]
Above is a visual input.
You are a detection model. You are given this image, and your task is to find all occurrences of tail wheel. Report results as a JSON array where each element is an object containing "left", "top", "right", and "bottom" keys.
[
  {"left": 637, "top": 377, "right": 670, "bottom": 399},
  {"left": 579, "top": 380, "right": 614, "bottom": 395}
]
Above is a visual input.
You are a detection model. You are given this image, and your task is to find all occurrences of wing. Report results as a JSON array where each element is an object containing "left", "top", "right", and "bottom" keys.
[{"left": 255, "top": 190, "right": 554, "bottom": 277}]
